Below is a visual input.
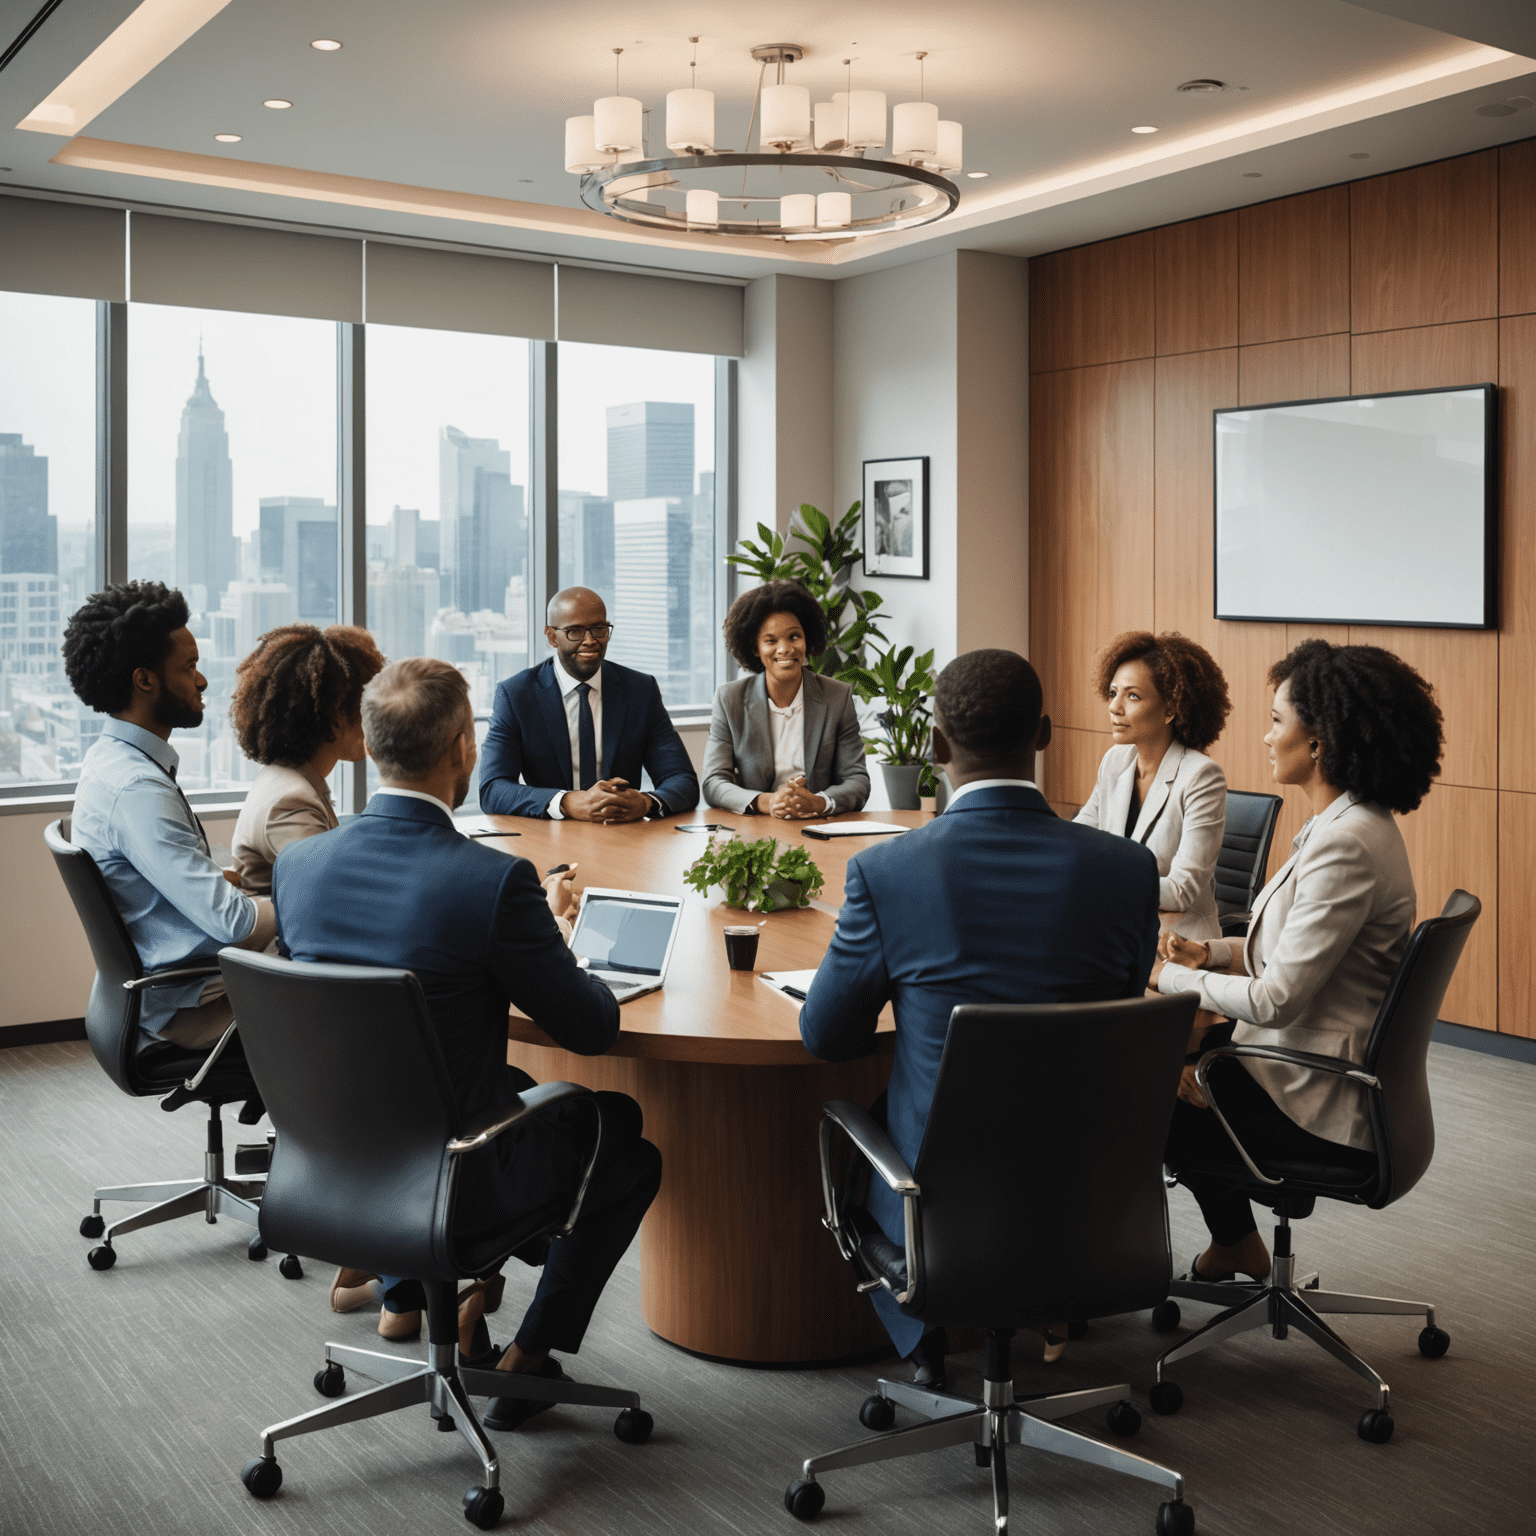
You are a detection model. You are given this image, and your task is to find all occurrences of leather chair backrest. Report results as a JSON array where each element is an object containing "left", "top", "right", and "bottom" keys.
[
  {"left": 218, "top": 948, "right": 465, "bottom": 1281},
  {"left": 1214, "top": 790, "right": 1282, "bottom": 916},
  {"left": 44, "top": 818, "right": 146, "bottom": 1096},
  {"left": 912, "top": 995, "right": 1195, "bottom": 1328},
  {"left": 1361, "top": 889, "right": 1480, "bottom": 1208}
]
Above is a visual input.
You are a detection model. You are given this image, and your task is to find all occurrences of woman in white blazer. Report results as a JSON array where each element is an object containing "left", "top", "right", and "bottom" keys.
[
  {"left": 1154, "top": 640, "right": 1444, "bottom": 1286},
  {"left": 1075, "top": 631, "right": 1231, "bottom": 941}
]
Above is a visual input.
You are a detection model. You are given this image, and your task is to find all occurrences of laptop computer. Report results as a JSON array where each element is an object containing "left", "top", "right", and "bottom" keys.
[{"left": 569, "top": 887, "right": 685, "bottom": 1003}]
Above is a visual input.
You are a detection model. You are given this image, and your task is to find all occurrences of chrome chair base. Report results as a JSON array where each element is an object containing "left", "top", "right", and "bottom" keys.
[{"left": 795, "top": 1373, "right": 1187, "bottom": 1534}]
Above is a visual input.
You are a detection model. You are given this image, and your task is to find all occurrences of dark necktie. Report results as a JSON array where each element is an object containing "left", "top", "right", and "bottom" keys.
[{"left": 576, "top": 683, "right": 597, "bottom": 790}]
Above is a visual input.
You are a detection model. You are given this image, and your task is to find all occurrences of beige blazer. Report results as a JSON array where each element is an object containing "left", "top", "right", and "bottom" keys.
[
  {"left": 1075, "top": 740, "right": 1226, "bottom": 941},
  {"left": 1160, "top": 791, "right": 1416, "bottom": 1150},
  {"left": 231, "top": 762, "right": 338, "bottom": 894}
]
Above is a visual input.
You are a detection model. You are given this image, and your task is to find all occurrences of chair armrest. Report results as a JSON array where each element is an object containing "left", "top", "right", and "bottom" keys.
[
  {"left": 123, "top": 962, "right": 225, "bottom": 992},
  {"left": 181, "top": 1021, "right": 239, "bottom": 1091},
  {"left": 1193, "top": 1044, "right": 1379, "bottom": 1188},
  {"left": 1219, "top": 913, "right": 1251, "bottom": 938},
  {"left": 820, "top": 1100, "right": 918, "bottom": 1194},
  {"left": 447, "top": 1081, "right": 595, "bottom": 1154}
]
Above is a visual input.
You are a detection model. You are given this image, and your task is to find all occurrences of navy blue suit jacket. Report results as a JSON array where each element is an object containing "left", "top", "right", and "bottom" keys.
[
  {"left": 478, "top": 658, "right": 700, "bottom": 819},
  {"left": 799, "top": 785, "right": 1160, "bottom": 1249},
  {"left": 272, "top": 794, "right": 619, "bottom": 1125}
]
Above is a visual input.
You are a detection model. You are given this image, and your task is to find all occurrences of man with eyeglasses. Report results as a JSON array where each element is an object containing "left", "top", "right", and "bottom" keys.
[{"left": 479, "top": 587, "right": 699, "bottom": 822}]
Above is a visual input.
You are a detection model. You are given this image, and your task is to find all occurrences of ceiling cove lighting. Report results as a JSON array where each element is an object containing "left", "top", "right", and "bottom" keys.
[{"left": 567, "top": 42, "right": 962, "bottom": 241}]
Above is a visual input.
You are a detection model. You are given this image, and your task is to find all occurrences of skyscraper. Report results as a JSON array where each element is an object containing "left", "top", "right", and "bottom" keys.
[
  {"left": 259, "top": 496, "right": 337, "bottom": 624},
  {"left": 175, "top": 350, "right": 236, "bottom": 615},
  {"left": 606, "top": 402, "right": 694, "bottom": 500},
  {"left": 0, "top": 434, "right": 56, "bottom": 576},
  {"left": 439, "top": 426, "right": 525, "bottom": 616},
  {"left": 557, "top": 490, "right": 615, "bottom": 596}
]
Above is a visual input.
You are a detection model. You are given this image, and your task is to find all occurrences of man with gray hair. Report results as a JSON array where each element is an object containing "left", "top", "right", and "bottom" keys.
[{"left": 272, "top": 657, "right": 662, "bottom": 1429}]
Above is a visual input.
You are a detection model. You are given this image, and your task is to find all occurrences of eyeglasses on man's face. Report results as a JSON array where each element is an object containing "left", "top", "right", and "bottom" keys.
[{"left": 553, "top": 623, "right": 615, "bottom": 642}]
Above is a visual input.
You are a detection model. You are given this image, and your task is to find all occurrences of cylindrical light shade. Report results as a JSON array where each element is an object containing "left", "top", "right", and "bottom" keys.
[
  {"left": 565, "top": 115, "right": 613, "bottom": 174},
  {"left": 813, "top": 100, "right": 845, "bottom": 150},
  {"left": 892, "top": 101, "right": 938, "bottom": 158},
  {"left": 760, "top": 83, "right": 810, "bottom": 147},
  {"left": 845, "top": 90, "right": 886, "bottom": 148},
  {"left": 817, "top": 191, "right": 852, "bottom": 229},
  {"left": 686, "top": 188, "right": 720, "bottom": 226},
  {"left": 666, "top": 88, "right": 714, "bottom": 152},
  {"left": 779, "top": 193, "right": 816, "bottom": 229},
  {"left": 932, "top": 119, "right": 963, "bottom": 171},
  {"left": 593, "top": 94, "right": 644, "bottom": 152}
]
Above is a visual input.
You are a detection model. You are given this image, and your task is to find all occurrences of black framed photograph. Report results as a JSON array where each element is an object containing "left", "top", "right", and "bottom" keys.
[{"left": 862, "top": 456, "right": 929, "bottom": 579}]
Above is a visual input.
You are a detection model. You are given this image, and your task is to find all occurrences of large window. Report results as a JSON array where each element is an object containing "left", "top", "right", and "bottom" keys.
[
  {"left": 557, "top": 343, "right": 719, "bottom": 710},
  {"left": 127, "top": 305, "right": 338, "bottom": 792},
  {"left": 0, "top": 291, "right": 98, "bottom": 787}
]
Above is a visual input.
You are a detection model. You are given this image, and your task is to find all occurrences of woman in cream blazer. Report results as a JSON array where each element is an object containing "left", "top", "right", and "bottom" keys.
[
  {"left": 1156, "top": 639, "right": 1444, "bottom": 1285},
  {"left": 228, "top": 624, "right": 384, "bottom": 894},
  {"left": 1075, "top": 631, "right": 1230, "bottom": 940}
]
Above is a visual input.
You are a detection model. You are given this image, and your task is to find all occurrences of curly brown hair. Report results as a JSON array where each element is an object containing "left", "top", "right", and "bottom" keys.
[
  {"left": 1268, "top": 639, "right": 1443, "bottom": 814},
  {"left": 1091, "top": 630, "right": 1231, "bottom": 753},
  {"left": 230, "top": 624, "right": 385, "bottom": 766},
  {"left": 722, "top": 580, "right": 827, "bottom": 672}
]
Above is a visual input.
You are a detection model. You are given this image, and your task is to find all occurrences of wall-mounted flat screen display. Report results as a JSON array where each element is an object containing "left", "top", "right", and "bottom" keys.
[{"left": 1214, "top": 384, "right": 1497, "bottom": 629}]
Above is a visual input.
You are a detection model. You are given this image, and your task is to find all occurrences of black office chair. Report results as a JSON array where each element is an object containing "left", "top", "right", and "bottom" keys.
[
  {"left": 1151, "top": 890, "right": 1479, "bottom": 1443},
  {"left": 43, "top": 819, "right": 287, "bottom": 1273},
  {"left": 787, "top": 995, "right": 1200, "bottom": 1536},
  {"left": 1214, "top": 789, "right": 1282, "bottom": 939},
  {"left": 218, "top": 948, "right": 652, "bottom": 1530}
]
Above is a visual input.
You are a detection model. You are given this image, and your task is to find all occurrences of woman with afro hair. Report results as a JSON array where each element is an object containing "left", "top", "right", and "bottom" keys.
[
  {"left": 1075, "top": 630, "right": 1231, "bottom": 941},
  {"left": 228, "top": 624, "right": 384, "bottom": 893},
  {"left": 1154, "top": 639, "right": 1444, "bottom": 1286}
]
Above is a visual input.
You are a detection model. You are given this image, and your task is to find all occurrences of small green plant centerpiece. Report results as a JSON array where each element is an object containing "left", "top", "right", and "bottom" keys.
[{"left": 683, "top": 835, "right": 826, "bottom": 914}]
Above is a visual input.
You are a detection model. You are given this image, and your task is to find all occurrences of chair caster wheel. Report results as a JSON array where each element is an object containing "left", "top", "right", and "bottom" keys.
[
  {"left": 79, "top": 1213, "right": 104, "bottom": 1238},
  {"left": 1358, "top": 1408, "right": 1394, "bottom": 1443},
  {"left": 1151, "top": 1301, "right": 1181, "bottom": 1333},
  {"left": 240, "top": 1456, "right": 282, "bottom": 1499},
  {"left": 1149, "top": 1381, "right": 1183, "bottom": 1416},
  {"left": 1107, "top": 1400, "right": 1141, "bottom": 1437},
  {"left": 614, "top": 1408, "right": 653, "bottom": 1444},
  {"left": 1067, "top": 1319, "right": 1089, "bottom": 1340},
  {"left": 247, "top": 1236, "right": 267, "bottom": 1261},
  {"left": 314, "top": 1364, "right": 345, "bottom": 1398},
  {"left": 859, "top": 1394, "right": 895, "bottom": 1431},
  {"left": 784, "top": 1478, "right": 825, "bottom": 1521},
  {"left": 1418, "top": 1326, "right": 1450, "bottom": 1359},
  {"left": 1157, "top": 1498, "right": 1195, "bottom": 1535},
  {"left": 279, "top": 1254, "right": 304, "bottom": 1280},
  {"left": 462, "top": 1486, "right": 504, "bottom": 1529},
  {"left": 87, "top": 1244, "right": 116, "bottom": 1271}
]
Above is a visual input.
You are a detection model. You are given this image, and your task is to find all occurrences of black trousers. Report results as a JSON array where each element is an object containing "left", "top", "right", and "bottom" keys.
[
  {"left": 386, "top": 1083, "right": 662, "bottom": 1359},
  {"left": 1164, "top": 1056, "right": 1375, "bottom": 1246}
]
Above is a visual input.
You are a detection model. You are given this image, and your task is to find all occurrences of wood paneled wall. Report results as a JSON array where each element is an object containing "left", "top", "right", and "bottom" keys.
[{"left": 1029, "top": 141, "right": 1536, "bottom": 1037}]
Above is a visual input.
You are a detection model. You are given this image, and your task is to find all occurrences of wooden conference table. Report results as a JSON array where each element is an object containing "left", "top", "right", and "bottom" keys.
[{"left": 483, "top": 805, "right": 921, "bottom": 1366}]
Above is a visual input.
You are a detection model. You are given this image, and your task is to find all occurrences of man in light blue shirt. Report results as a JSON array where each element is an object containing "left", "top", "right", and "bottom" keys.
[{"left": 64, "top": 581, "right": 276, "bottom": 1048}]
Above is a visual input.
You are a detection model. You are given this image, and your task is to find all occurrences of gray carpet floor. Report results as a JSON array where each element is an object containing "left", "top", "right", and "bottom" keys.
[{"left": 1, "top": 1038, "right": 1533, "bottom": 1536}]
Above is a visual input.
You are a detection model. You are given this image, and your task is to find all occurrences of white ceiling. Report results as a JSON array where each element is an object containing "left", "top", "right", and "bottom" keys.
[{"left": 0, "top": 0, "right": 1533, "bottom": 281}]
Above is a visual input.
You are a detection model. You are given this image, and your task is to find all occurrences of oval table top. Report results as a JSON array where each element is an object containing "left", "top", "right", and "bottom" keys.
[{"left": 485, "top": 807, "right": 922, "bottom": 1065}]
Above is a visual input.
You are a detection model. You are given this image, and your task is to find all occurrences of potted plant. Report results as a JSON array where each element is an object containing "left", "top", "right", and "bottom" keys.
[
  {"left": 843, "top": 643, "right": 937, "bottom": 811},
  {"left": 683, "top": 835, "right": 826, "bottom": 913},
  {"left": 917, "top": 763, "right": 939, "bottom": 815}
]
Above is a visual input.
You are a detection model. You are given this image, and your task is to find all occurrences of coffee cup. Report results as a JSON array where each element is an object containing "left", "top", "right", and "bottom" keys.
[{"left": 723, "top": 925, "right": 760, "bottom": 971}]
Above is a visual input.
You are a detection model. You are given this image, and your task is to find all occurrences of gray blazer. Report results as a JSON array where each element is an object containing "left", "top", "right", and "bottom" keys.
[
  {"left": 1160, "top": 792, "right": 1416, "bottom": 1150},
  {"left": 231, "top": 762, "right": 337, "bottom": 895},
  {"left": 703, "top": 669, "right": 870, "bottom": 815},
  {"left": 1075, "top": 740, "right": 1226, "bottom": 941}
]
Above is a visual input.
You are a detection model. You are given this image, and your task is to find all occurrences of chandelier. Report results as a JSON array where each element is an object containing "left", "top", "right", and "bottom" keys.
[{"left": 564, "top": 43, "right": 963, "bottom": 241}]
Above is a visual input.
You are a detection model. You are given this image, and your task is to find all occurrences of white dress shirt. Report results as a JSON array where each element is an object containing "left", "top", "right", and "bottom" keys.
[
  {"left": 945, "top": 776, "right": 1038, "bottom": 808},
  {"left": 546, "top": 662, "right": 603, "bottom": 820},
  {"left": 374, "top": 786, "right": 456, "bottom": 820},
  {"left": 768, "top": 683, "right": 834, "bottom": 814}
]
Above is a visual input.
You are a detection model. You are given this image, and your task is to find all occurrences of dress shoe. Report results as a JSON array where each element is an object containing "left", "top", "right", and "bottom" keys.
[
  {"left": 1186, "top": 1253, "right": 1270, "bottom": 1285},
  {"left": 329, "top": 1267, "right": 379, "bottom": 1314},
  {"left": 907, "top": 1327, "right": 948, "bottom": 1388},
  {"left": 378, "top": 1304, "right": 422, "bottom": 1341},
  {"left": 1042, "top": 1327, "right": 1067, "bottom": 1364},
  {"left": 483, "top": 1355, "right": 566, "bottom": 1431},
  {"left": 482, "top": 1272, "right": 506, "bottom": 1315},
  {"left": 457, "top": 1283, "right": 498, "bottom": 1364}
]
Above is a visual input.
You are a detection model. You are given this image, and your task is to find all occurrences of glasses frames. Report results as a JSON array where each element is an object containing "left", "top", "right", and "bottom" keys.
[{"left": 554, "top": 623, "right": 615, "bottom": 642}]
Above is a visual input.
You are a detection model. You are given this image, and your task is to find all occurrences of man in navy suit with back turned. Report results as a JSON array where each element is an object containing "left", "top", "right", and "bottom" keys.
[
  {"left": 274, "top": 656, "right": 662, "bottom": 1431},
  {"left": 479, "top": 586, "right": 699, "bottom": 821},
  {"left": 800, "top": 649, "right": 1160, "bottom": 1385}
]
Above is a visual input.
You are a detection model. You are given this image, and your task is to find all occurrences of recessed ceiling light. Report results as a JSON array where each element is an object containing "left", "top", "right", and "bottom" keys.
[
  {"left": 1131, "top": 125, "right": 1158, "bottom": 134},
  {"left": 1349, "top": 151, "right": 1370, "bottom": 159},
  {"left": 1475, "top": 102, "right": 1516, "bottom": 117},
  {"left": 214, "top": 133, "right": 242, "bottom": 143},
  {"left": 263, "top": 98, "right": 292, "bottom": 109},
  {"left": 965, "top": 170, "right": 989, "bottom": 178},
  {"left": 310, "top": 39, "right": 342, "bottom": 51}
]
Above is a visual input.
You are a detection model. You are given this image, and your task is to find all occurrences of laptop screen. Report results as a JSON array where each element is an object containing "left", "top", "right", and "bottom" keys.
[{"left": 571, "top": 894, "right": 680, "bottom": 976}]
